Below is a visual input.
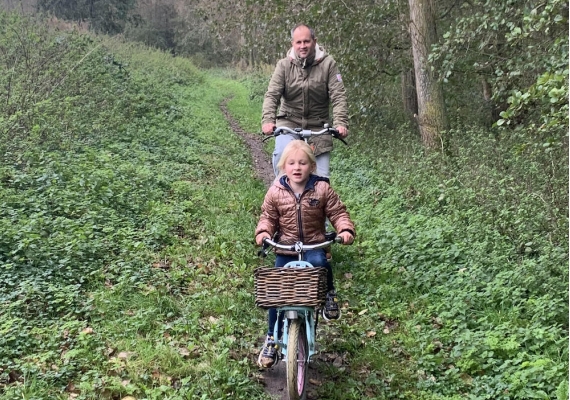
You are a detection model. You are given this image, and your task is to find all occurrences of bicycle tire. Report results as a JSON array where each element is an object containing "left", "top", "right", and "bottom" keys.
[{"left": 286, "top": 319, "right": 308, "bottom": 400}]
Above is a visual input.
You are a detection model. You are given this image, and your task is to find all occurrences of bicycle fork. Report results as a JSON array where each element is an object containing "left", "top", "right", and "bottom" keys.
[{"left": 275, "top": 307, "right": 318, "bottom": 361}]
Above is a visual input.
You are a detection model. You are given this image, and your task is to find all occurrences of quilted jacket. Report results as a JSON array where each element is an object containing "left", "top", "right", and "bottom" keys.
[{"left": 255, "top": 174, "right": 355, "bottom": 255}]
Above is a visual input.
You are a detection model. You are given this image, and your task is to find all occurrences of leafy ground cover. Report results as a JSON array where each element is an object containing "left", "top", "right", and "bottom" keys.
[
  {"left": 0, "top": 13, "right": 568, "bottom": 400},
  {"left": 0, "top": 14, "right": 268, "bottom": 399}
]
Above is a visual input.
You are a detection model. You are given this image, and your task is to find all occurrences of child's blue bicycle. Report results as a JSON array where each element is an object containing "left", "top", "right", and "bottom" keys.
[{"left": 255, "top": 234, "right": 342, "bottom": 400}]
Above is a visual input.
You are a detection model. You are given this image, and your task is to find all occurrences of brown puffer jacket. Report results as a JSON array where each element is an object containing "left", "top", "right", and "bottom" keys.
[
  {"left": 255, "top": 175, "right": 355, "bottom": 255},
  {"left": 261, "top": 44, "right": 348, "bottom": 156}
]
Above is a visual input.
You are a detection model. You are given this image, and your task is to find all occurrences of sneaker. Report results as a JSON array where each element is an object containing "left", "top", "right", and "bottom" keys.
[
  {"left": 257, "top": 335, "right": 278, "bottom": 368},
  {"left": 322, "top": 290, "right": 341, "bottom": 321}
]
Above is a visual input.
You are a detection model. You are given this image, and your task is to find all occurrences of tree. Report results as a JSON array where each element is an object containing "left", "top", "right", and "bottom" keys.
[
  {"left": 124, "top": 0, "right": 177, "bottom": 51},
  {"left": 408, "top": 0, "right": 447, "bottom": 149},
  {"left": 432, "top": 0, "right": 568, "bottom": 139},
  {"left": 36, "top": 0, "right": 137, "bottom": 34}
]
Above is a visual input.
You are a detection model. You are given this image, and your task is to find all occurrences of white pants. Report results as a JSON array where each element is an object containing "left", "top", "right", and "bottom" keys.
[{"left": 272, "top": 134, "right": 331, "bottom": 178}]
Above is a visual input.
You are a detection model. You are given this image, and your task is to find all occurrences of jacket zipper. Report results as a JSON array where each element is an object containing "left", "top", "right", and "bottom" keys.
[
  {"left": 289, "top": 188, "right": 307, "bottom": 243},
  {"left": 296, "top": 199, "right": 304, "bottom": 242}
]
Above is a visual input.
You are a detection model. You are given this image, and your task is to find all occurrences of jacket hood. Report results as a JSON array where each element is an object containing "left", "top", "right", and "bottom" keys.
[{"left": 287, "top": 44, "right": 327, "bottom": 67}]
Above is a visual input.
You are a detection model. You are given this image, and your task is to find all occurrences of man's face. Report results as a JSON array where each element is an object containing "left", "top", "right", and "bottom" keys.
[{"left": 292, "top": 26, "right": 316, "bottom": 59}]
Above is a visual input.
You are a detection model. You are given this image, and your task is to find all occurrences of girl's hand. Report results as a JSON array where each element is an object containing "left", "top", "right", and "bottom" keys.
[
  {"left": 256, "top": 232, "right": 271, "bottom": 246},
  {"left": 338, "top": 231, "right": 354, "bottom": 245}
]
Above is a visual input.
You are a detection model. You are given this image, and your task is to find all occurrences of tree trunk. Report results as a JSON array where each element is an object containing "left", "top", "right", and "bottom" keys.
[
  {"left": 482, "top": 78, "right": 503, "bottom": 124},
  {"left": 401, "top": 68, "right": 418, "bottom": 124},
  {"left": 408, "top": 0, "right": 447, "bottom": 150}
]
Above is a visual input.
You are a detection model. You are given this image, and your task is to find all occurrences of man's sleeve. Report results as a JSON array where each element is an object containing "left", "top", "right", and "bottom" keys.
[
  {"left": 327, "top": 58, "right": 349, "bottom": 128},
  {"left": 261, "top": 61, "right": 286, "bottom": 125}
]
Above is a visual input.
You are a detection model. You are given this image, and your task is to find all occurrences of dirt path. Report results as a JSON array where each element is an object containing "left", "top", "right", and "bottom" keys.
[
  {"left": 219, "top": 99, "right": 330, "bottom": 400},
  {"left": 219, "top": 99, "right": 275, "bottom": 188}
]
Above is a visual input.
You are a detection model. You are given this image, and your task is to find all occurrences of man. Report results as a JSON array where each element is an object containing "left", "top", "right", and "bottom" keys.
[{"left": 261, "top": 24, "right": 349, "bottom": 178}]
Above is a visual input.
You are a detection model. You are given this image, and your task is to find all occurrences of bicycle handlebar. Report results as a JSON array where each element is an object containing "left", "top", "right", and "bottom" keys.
[
  {"left": 258, "top": 234, "right": 343, "bottom": 258},
  {"left": 263, "top": 125, "right": 348, "bottom": 146}
]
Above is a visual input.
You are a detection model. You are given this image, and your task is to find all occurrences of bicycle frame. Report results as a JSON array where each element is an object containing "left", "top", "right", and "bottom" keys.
[
  {"left": 260, "top": 237, "right": 341, "bottom": 361},
  {"left": 273, "top": 262, "right": 319, "bottom": 361},
  {"left": 259, "top": 236, "right": 342, "bottom": 400}
]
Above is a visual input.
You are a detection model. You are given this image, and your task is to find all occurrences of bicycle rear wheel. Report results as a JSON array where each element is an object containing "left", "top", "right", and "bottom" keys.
[{"left": 286, "top": 319, "right": 308, "bottom": 400}]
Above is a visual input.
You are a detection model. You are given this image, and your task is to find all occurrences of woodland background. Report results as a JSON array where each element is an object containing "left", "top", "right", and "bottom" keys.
[
  {"left": 3, "top": 0, "right": 568, "bottom": 147},
  {"left": 0, "top": 0, "right": 568, "bottom": 399}
]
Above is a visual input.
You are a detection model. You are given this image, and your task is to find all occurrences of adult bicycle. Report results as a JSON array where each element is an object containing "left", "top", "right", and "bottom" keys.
[
  {"left": 254, "top": 234, "right": 343, "bottom": 400},
  {"left": 263, "top": 124, "right": 348, "bottom": 181}
]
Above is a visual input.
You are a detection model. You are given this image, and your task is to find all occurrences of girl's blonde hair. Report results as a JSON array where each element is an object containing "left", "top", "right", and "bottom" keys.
[{"left": 276, "top": 140, "right": 317, "bottom": 174}]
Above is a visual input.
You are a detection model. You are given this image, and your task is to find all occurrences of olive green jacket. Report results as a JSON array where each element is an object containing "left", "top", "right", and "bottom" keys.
[{"left": 261, "top": 44, "right": 348, "bottom": 156}]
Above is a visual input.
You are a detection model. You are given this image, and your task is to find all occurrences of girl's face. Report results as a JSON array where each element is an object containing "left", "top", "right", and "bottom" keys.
[{"left": 284, "top": 149, "right": 314, "bottom": 187}]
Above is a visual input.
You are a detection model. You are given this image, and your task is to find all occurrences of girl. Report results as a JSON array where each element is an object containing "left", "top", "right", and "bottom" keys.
[{"left": 255, "top": 140, "right": 355, "bottom": 368}]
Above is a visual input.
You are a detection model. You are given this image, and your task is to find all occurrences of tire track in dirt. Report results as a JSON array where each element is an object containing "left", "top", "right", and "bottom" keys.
[{"left": 219, "top": 98, "right": 275, "bottom": 188}]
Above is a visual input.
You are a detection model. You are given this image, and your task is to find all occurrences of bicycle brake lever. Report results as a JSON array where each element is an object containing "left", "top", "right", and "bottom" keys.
[
  {"left": 324, "top": 231, "right": 337, "bottom": 241},
  {"left": 331, "top": 131, "right": 348, "bottom": 145},
  {"left": 258, "top": 240, "right": 271, "bottom": 257}
]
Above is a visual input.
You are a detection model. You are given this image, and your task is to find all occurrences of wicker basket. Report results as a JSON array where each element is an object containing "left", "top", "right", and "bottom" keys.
[{"left": 254, "top": 266, "right": 328, "bottom": 309}]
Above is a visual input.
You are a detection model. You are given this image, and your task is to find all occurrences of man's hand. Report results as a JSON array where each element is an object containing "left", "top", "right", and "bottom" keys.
[
  {"left": 256, "top": 232, "right": 271, "bottom": 246},
  {"left": 338, "top": 231, "right": 354, "bottom": 245},
  {"left": 262, "top": 123, "right": 276, "bottom": 135},
  {"left": 336, "top": 126, "right": 348, "bottom": 138}
]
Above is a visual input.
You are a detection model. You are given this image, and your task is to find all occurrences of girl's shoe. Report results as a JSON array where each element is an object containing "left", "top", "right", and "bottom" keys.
[
  {"left": 322, "top": 290, "right": 341, "bottom": 321},
  {"left": 257, "top": 335, "right": 278, "bottom": 368}
]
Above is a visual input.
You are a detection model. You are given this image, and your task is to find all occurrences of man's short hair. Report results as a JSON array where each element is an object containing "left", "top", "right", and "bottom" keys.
[{"left": 291, "top": 24, "right": 315, "bottom": 40}]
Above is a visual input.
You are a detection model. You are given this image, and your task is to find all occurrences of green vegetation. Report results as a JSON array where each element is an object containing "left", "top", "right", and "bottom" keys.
[{"left": 0, "top": 11, "right": 568, "bottom": 400}]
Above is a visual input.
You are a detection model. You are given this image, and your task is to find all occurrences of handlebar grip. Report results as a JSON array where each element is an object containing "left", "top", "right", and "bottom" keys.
[{"left": 257, "top": 238, "right": 271, "bottom": 257}]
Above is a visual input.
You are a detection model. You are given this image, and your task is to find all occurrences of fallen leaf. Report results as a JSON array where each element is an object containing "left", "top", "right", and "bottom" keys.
[
  {"left": 358, "top": 309, "right": 368, "bottom": 316},
  {"left": 309, "top": 378, "right": 322, "bottom": 386},
  {"left": 344, "top": 272, "right": 353, "bottom": 279},
  {"left": 383, "top": 327, "right": 390, "bottom": 334},
  {"left": 117, "top": 351, "right": 132, "bottom": 360},
  {"left": 81, "top": 327, "right": 93, "bottom": 335},
  {"left": 66, "top": 382, "right": 77, "bottom": 392},
  {"left": 367, "top": 331, "right": 377, "bottom": 337}
]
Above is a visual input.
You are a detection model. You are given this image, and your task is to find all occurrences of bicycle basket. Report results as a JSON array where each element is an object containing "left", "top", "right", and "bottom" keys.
[{"left": 254, "top": 266, "right": 328, "bottom": 309}]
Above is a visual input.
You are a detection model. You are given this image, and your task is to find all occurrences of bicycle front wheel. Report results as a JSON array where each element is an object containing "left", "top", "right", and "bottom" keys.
[{"left": 286, "top": 319, "right": 308, "bottom": 400}]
